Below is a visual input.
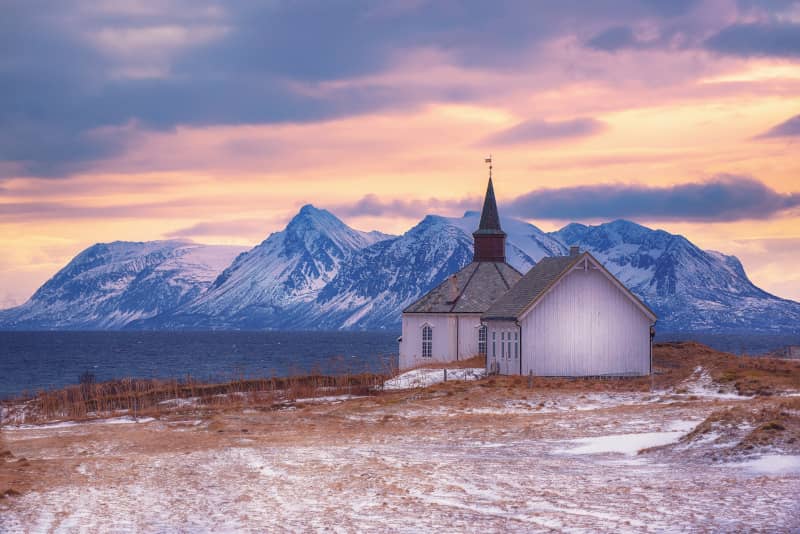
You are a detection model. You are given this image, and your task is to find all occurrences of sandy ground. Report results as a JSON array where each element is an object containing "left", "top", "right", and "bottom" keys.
[{"left": 2, "top": 367, "right": 799, "bottom": 533}]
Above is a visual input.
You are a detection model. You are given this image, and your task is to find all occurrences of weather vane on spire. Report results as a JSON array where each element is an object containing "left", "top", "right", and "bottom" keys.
[{"left": 485, "top": 154, "right": 492, "bottom": 180}]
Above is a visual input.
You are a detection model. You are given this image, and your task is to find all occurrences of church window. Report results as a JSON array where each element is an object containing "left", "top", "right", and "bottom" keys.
[
  {"left": 514, "top": 331, "right": 519, "bottom": 359},
  {"left": 478, "top": 325, "right": 487, "bottom": 356},
  {"left": 422, "top": 325, "right": 432, "bottom": 358},
  {"left": 501, "top": 331, "right": 505, "bottom": 358},
  {"left": 492, "top": 331, "right": 496, "bottom": 358}
]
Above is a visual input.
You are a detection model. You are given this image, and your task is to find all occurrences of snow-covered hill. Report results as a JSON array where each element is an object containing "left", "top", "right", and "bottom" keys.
[
  {"left": 2, "top": 208, "right": 798, "bottom": 333},
  {"left": 0, "top": 241, "right": 245, "bottom": 329}
]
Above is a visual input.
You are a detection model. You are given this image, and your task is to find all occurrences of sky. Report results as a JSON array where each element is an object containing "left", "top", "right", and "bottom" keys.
[{"left": 1, "top": 0, "right": 799, "bottom": 308}]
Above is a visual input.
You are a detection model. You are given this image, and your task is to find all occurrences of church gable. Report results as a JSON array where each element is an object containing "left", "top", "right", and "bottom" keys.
[{"left": 483, "top": 252, "right": 656, "bottom": 323}]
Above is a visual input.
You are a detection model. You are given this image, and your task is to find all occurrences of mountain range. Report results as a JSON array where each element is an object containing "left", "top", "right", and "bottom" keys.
[{"left": 1, "top": 205, "right": 798, "bottom": 333}]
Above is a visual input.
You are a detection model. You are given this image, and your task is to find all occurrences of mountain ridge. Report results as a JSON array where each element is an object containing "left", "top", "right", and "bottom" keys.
[{"left": 1, "top": 206, "right": 798, "bottom": 334}]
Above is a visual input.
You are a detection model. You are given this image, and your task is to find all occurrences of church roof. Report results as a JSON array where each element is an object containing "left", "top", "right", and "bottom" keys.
[
  {"left": 473, "top": 178, "right": 505, "bottom": 236},
  {"left": 482, "top": 255, "right": 580, "bottom": 320},
  {"left": 403, "top": 261, "right": 522, "bottom": 314},
  {"left": 483, "top": 252, "right": 657, "bottom": 321}
]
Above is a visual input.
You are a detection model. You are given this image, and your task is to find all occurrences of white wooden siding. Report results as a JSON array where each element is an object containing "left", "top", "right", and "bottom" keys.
[
  {"left": 518, "top": 266, "right": 651, "bottom": 377},
  {"left": 457, "top": 316, "right": 483, "bottom": 360},
  {"left": 399, "top": 313, "right": 483, "bottom": 370}
]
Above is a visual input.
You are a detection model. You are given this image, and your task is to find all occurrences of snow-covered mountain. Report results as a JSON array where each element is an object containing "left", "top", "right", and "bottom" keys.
[
  {"left": 0, "top": 241, "right": 245, "bottom": 329},
  {"left": 313, "top": 212, "right": 566, "bottom": 329},
  {"left": 135, "top": 205, "right": 393, "bottom": 329},
  {"left": 449, "top": 211, "right": 567, "bottom": 270},
  {"left": 554, "top": 220, "right": 800, "bottom": 332},
  {"left": 2, "top": 207, "right": 798, "bottom": 333}
]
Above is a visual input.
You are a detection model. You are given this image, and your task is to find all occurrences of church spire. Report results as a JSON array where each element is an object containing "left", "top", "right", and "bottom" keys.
[
  {"left": 477, "top": 176, "right": 502, "bottom": 233},
  {"left": 473, "top": 157, "right": 506, "bottom": 262}
]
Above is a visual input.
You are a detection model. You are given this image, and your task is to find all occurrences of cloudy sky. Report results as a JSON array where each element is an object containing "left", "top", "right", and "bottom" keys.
[{"left": 1, "top": 0, "right": 799, "bottom": 307}]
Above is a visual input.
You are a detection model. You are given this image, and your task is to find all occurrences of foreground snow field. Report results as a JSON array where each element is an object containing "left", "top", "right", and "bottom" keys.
[{"left": 2, "top": 369, "right": 799, "bottom": 534}]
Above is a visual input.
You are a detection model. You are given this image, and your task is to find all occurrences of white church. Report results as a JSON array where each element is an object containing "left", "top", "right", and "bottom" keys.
[{"left": 399, "top": 168, "right": 657, "bottom": 377}]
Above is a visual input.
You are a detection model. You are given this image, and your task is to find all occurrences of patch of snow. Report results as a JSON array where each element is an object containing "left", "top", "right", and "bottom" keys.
[
  {"left": 555, "top": 421, "right": 700, "bottom": 456},
  {"left": 101, "top": 416, "right": 156, "bottom": 425},
  {"left": 733, "top": 455, "right": 800, "bottom": 475},
  {"left": 382, "top": 368, "right": 485, "bottom": 390},
  {"left": 158, "top": 397, "right": 200, "bottom": 408},
  {"left": 677, "top": 366, "right": 753, "bottom": 399},
  {"left": 4, "top": 416, "right": 155, "bottom": 430},
  {"left": 292, "top": 395, "right": 366, "bottom": 404}
]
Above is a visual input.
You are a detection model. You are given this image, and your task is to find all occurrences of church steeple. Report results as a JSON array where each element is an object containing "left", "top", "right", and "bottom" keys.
[
  {"left": 477, "top": 177, "right": 502, "bottom": 233},
  {"left": 473, "top": 159, "right": 506, "bottom": 262}
]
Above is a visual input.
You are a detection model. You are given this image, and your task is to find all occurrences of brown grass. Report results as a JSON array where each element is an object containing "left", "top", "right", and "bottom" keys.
[
  {"left": 3, "top": 342, "right": 798, "bottom": 427},
  {"left": 0, "top": 371, "right": 389, "bottom": 426},
  {"left": 671, "top": 396, "right": 800, "bottom": 459},
  {"left": 404, "top": 354, "right": 486, "bottom": 371},
  {"left": 653, "top": 341, "right": 800, "bottom": 395}
]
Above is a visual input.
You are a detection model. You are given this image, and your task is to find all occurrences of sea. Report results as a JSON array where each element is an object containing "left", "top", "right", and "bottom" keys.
[
  {"left": 1, "top": 330, "right": 797, "bottom": 400},
  {"left": 0, "top": 331, "right": 399, "bottom": 399}
]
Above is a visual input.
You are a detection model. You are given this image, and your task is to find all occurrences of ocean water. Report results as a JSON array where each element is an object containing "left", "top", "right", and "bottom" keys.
[
  {"left": 1, "top": 330, "right": 795, "bottom": 400},
  {"left": 0, "top": 331, "right": 399, "bottom": 399}
]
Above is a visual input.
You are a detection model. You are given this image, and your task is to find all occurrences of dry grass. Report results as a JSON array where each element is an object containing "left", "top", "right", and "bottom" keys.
[
  {"left": 664, "top": 396, "right": 800, "bottom": 461},
  {"left": 403, "top": 354, "right": 486, "bottom": 371},
  {"left": 653, "top": 341, "right": 800, "bottom": 395},
  {"left": 0, "top": 371, "right": 389, "bottom": 426},
  {"left": 3, "top": 342, "right": 798, "bottom": 427}
]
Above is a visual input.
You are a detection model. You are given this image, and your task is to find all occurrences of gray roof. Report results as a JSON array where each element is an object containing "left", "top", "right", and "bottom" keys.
[
  {"left": 403, "top": 261, "right": 522, "bottom": 314},
  {"left": 482, "top": 255, "right": 580, "bottom": 320}
]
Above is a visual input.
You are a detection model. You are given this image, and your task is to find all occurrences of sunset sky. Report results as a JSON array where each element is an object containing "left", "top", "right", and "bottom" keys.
[{"left": 1, "top": 0, "right": 799, "bottom": 308}]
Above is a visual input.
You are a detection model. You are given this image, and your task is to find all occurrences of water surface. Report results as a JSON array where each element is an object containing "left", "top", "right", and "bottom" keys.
[{"left": 0, "top": 331, "right": 399, "bottom": 399}]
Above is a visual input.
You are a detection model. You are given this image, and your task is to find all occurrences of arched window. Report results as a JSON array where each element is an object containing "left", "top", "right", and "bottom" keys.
[
  {"left": 478, "top": 325, "right": 487, "bottom": 356},
  {"left": 422, "top": 324, "right": 433, "bottom": 358}
]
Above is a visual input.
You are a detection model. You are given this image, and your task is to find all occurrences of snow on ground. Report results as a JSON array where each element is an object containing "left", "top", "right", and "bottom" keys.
[
  {"left": 469, "top": 391, "right": 661, "bottom": 415},
  {"left": 555, "top": 420, "right": 700, "bottom": 456},
  {"left": 3, "top": 422, "right": 798, "bottom": 532},
  {"left": 676, "top": 366, "right": 752, "bottom": 399},
  {"left": 3, "top": 416, "right": 155, "bottom": 431},
  {"left": 733, "top": 454, "right": 800, "bottom": 475},
  {"left": 158, "top": 396, "right": 201, "bottom": 408},
  {"left": 292, "top": 395, "right": 367, "bottom": 404},
  {"left": 382, "top": 368, "right": 485, "bottom": 390},
  {"left": 2, "top": 387, "right": 799, "bottom": 532}
]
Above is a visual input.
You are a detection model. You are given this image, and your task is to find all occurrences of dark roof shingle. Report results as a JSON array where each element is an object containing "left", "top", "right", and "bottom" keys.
[
  {"left": 403, "top": 261, "right": 522, "bottom": 314},
  {"left": 482, "top": 255, "right": 579, "bottom": 320}
]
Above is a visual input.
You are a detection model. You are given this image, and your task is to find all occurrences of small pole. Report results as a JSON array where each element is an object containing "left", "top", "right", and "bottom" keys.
[
  {"left": 444, "top": 368, "right": 447, "bottom": 382},
  {"left": 528, "top": 370, "right": 533, "bottom": 389}
]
